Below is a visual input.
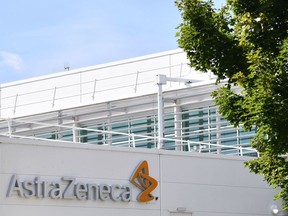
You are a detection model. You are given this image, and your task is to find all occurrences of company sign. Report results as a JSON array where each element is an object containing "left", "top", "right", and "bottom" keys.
[
  {"left": 7, "top": 175, "right": 131, "bottom": 202},
  {"left": 130, "top": 160, "right": 158, "bottom": 202},
  {"left": 6, "top": 160, "right": 158, "bottom": 203}
]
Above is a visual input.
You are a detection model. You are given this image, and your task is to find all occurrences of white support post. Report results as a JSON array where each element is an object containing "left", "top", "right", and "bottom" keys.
[
  {"left": 157, "top": 81, "right": 164, "bottom": 149},
  {"left": 72, "top": 117, "right": 80, "bottom": 143},
  {"left": 187, "top": 141, "right": 191, "bottom": 152},
  {"left": 7, "top": 118, "right": 12, "bottom": 137},
  {"left": 107, "top": 103, "right": 112, "bottom": 146},
  {"left": 131, "top": 134, "right": 136, "bottom": 148},
  {"left": 240, "top": 146, "right": 243, "bottom": 156},
  {"left": 156, "top": 74, "right": 194, "bottom": 150},
  {"left": 174, "top": 100, "right": 182, "bottom": 151},
  {"left": 57, "top": 111, "right": 63, "bottom": 140},
  {"left": 216, "top": 109, "right": 221, "bottom": 154}
]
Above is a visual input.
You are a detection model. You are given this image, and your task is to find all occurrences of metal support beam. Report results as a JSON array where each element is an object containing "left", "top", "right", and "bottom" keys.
[
  {"left": 134, "top": 71, "right": 139, "bottom": 93},
  {"left": 157, "top": 82, "right": 164, "bottom": 149},
  {"left": 52, "top": 87, "right": 57, "bottom": 108},
  {"left": 73, "top": 117, "right": 80, "bottom": 143},
  {"left": 174, "top": 100, "right": 182, "bottom": 151},
  {"left": 216, "top": 109, "right": 221, "bottom": 154},
  {"left": 13, "top": 94, "right": 18, "bottom": 115},
  {"left": 92, "top": 79, "right": 97, "bottom": 100},
  {"left": 156, "top": 74, "right": 194, "bottom": 150},
  {"left": 107, "top": 103, "right": 112, "bottom": 146}
]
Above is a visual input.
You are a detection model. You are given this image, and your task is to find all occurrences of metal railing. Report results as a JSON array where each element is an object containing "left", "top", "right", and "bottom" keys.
[
  {"left": 0, "top": 118, "right": 259, "bottom": 157},
  {"left": 0, "top": 50, "right": 199, "bottom": 117}
]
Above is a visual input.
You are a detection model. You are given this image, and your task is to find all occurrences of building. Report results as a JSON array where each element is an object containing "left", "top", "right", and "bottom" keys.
[{"left": 0, "top": 49, "right": 284, "bottom": 215}]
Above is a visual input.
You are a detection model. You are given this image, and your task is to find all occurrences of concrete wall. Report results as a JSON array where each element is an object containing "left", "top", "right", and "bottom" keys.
[{"left": 0, "top": 136, "right": 281, "bottom": 216}]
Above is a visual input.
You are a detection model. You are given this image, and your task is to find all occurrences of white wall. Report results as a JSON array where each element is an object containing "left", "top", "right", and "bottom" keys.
[
  {"left": 0, "top": 136, "right": 281, "bottom": 216},
  {"left": 0, "top": 49, "right": 215, "bottom": 118}
]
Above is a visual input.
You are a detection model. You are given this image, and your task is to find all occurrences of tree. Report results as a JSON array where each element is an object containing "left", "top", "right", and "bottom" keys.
[{"left": 176, "top": 0, "right": 288, "bottom": 210}]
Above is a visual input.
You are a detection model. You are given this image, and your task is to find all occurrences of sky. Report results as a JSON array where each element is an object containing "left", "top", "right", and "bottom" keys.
[{"left": 0, "top": 0, "right": 225, "bottom": 83}]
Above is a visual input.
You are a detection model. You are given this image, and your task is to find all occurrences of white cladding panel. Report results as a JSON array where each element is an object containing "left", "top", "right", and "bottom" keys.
[
  {"left": 0, "top": 137, "right": 281, "bottom": 216},
  {"left": 0, "top": 50, "right": 214, "bottom": 118}
]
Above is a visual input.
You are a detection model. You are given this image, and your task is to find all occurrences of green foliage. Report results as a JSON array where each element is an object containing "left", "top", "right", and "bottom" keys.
[{"left": 176, "top": 0, "right": 288, "bottom": 210}]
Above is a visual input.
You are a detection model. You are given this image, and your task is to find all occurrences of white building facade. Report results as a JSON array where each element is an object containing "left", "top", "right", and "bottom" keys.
[{"left": 0, "top": 50, "right": 285, "bottom": 215}]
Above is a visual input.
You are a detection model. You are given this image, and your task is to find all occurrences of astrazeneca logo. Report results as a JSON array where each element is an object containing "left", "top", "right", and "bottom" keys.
[
  {"left": 6, "top": 175, "right": 132, "bottom": 202},
  {"left": 130, "top": 160, "right": 158, "bottom": 202},
  {"left": 6, "top": 160, "right": 158, "bottom": 203}
]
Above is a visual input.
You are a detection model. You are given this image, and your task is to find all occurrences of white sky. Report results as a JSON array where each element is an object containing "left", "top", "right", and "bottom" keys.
[{"left": 0, "top": 0, "right": 225, "bottom": 83}]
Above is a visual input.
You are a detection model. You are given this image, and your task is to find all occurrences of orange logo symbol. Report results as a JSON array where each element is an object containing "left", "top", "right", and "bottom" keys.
[{"left": 130, "top": 160, "right": 158, "bottom": 202}]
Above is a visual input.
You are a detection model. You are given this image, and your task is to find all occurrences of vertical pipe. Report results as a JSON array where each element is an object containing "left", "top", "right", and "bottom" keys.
[
  {"left": 132, "top": 134, "right": 136, "bottom": 148},
  {"left": 7, "top": 118, "right": 12, "bottom": 137},
  {"left": 208, "top": 106, "right": 212, "bottom": 153},
  {"left": 73, "top": 117, "right": 79, "bottom": 143},
  {"left": 57, "top": 111, "right": 63, "bottom": 140},
  {"left": 153, "top": 115, "right": 157, "bottom": 148},
  {"left": 216, "top": 109, "right": 221, "bottom": 154},
  {"left": 187, "top": 141, "right": 191, "bottom": 152},
  {"left": 107, "top": 103, "right": 112, "bottom": 146},
  {"left": 157, "top": 83, "right": 164, "bottom": 149},
  {"left": 128, "top": 118, "right": 132, "bottom": 146},
  {"left": 174, "top": 100, "right": 182, "bottom": 150}
]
